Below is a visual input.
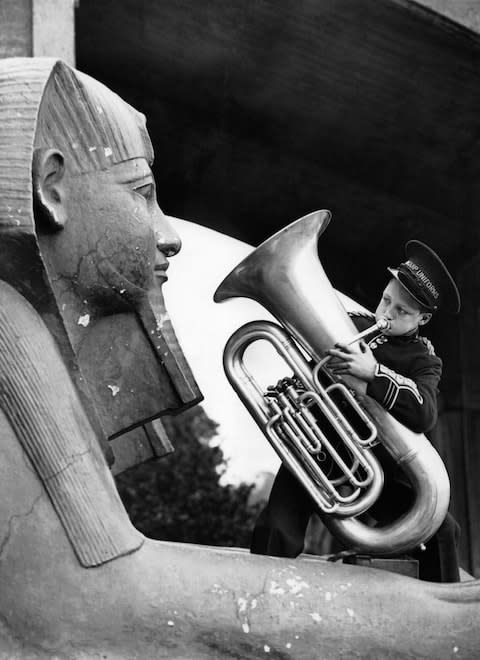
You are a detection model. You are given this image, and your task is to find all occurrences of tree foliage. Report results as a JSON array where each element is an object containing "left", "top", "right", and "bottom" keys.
[{"left": 116, "top": 406, "right": 262, "bottom": 548}]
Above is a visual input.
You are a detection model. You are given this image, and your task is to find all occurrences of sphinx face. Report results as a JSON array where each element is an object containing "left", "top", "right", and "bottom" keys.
[
  {"left": 44, "top": 156, "right": 181, "bottom": 315},
  {"left": 35, "top": 152, "right": 199, "bottom": 439}
]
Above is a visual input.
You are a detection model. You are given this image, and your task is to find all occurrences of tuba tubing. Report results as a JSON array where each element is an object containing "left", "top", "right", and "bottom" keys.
[
  {"left": 214, "top": 210, "right": 450, "bottom": 556},
  {"left": 223, "top": 319, "right": 385, "bottom": 517},
  {"left": 323, "top": 393, "right": 450, "bottom": 554}
]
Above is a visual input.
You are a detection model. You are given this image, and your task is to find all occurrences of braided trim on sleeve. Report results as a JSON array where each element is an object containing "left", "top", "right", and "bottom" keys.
[
  {"left": 374, "top": 363, "right": 424, "bottom": 410},
  {"left": 418, "top": 336, "right": 436, "bottom": 356}
]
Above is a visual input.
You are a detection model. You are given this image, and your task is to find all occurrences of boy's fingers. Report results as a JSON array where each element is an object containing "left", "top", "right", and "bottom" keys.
[
  {"left": 331, "top": 364, "right": 350, "bottom": 374},
  {"left": 334, "top": 342, "right": 352, "bottom": 352},
  {"left": 326, "top": 348, "right": 348, "bottom": 359}
]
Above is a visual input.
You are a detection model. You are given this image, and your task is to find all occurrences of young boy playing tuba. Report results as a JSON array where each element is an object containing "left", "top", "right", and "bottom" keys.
[{"left": 250, "top": 240, "right": 461, "bottom": 582}]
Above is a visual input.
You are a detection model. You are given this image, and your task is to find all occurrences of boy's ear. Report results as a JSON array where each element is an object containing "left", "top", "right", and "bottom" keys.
[
  {"left": 32, "top": 148, "right": 67, "bottom": 231},
  {"left": 418, "top": 312, "right": 432, "bottom": 326}
]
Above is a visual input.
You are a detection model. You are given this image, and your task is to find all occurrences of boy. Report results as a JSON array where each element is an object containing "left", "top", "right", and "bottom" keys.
[{"left": 250, "top": 240, "right": 461, "bottom": 582}]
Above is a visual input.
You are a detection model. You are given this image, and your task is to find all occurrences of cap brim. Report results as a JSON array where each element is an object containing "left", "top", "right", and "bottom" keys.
[{"left": 387, "top": 267, "right": 437, "bottom": 311}]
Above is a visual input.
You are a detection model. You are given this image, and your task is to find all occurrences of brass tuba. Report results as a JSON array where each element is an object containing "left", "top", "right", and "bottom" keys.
[{"left": 214, "top": 210, "right": 450, "bottom": 556}]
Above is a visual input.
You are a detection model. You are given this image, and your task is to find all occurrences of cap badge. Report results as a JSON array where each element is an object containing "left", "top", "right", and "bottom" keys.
[{"left": 403, "top": 260, "right": 439, "bottom": 300}]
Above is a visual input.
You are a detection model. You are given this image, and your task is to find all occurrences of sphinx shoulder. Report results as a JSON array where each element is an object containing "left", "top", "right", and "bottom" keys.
[
  {"left": 0, "top": 279, "right": 71, "bottom": 417},
  {"left": 0, "top": 279, "right": 48, "bottom": 336},
  {"left": 0, "top": 278, "right": 68, "bottom": 408}
]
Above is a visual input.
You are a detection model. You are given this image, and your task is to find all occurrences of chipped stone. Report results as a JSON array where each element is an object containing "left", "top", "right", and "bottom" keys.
[
  {"left": 107, "top": 385, "right": 120, "bottom": 397},
  {"left": 156, "top": 313, "right": 168, "bottom": 331},
  {"left": 167, "top": 620, "right": 174, "bottom": 627},
  {"left": 264, "top": 645, "right": 270, "bottom": 653},
  {"left": 269, "top": 581, "right": 285, "bottom": 595},
  {"left": 104, "top": 147, "right": 113, "bottom": 157},
  {"left": 309, "top": 612, "right": 322, "bottom": 623},
  {"left": 211, "top": 584, "right": 227, "bottom": 595},
  {"left": 77, "top": 313, "right": 90, "bottom": 327},
  {"left": 242, "top": 622, "right": 250, "bottom": 634},
  {"left": 286, "top": 578, "right": 310, "bottom": 594},
  {"left": 347, "top": 608, "right": 354, "bottom": 618}
]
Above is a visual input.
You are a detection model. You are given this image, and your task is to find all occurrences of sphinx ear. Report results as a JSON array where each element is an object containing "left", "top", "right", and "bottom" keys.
[{"left": 32, "top": 148, "right": 67, "bottom": 231}]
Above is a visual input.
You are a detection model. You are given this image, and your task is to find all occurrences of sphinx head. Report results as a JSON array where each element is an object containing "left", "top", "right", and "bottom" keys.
[
  {"left": 0, "top": 58, "right": 201, "bottom": 451},
  {"left": 32, "top": 63, "right": 182, "bottom": 324}
]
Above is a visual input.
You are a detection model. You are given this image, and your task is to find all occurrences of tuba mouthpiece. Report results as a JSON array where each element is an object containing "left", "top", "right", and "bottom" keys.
[{"left": 376, "top": 318, "right": 390, "bottom": 331}]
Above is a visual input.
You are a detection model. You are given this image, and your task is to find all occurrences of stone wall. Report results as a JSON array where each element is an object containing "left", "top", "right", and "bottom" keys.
[{"left": 0, "top": 0, "right": 75, "bottom": 65}]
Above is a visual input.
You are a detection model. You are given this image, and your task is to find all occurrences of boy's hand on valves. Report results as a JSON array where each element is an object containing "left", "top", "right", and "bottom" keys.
[{"left": 326, "top": 341, "right": 378, "bottom": 382}]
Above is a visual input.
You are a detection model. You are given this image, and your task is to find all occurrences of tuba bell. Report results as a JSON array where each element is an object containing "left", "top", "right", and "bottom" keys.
[{"left": 214, "top": 210, "right": 450, "bottom": 556}]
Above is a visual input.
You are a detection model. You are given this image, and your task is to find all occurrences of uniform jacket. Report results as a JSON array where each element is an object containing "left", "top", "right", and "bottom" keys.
[{"left": 350, "top": 312, "right": 442, "bottom": 434}]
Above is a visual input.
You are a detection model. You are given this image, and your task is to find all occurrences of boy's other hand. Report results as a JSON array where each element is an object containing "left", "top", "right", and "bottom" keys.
[{"left": 326, "top": 341, "right": 378, "bottom": 382}]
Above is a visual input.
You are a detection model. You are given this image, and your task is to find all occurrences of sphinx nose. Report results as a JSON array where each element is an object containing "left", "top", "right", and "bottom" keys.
[{"left": 156, "top": 219, "right": 182, "bottom": 257}]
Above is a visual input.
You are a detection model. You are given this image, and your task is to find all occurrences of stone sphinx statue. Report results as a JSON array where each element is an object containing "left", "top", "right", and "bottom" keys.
[{"left": 0, "top": 57, "right": 478, "bottom": 659}]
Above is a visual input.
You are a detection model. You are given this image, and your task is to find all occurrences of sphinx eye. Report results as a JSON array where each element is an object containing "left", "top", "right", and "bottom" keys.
[{"left": 133, "top": 182, "right": 155, "bottom": 200}]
